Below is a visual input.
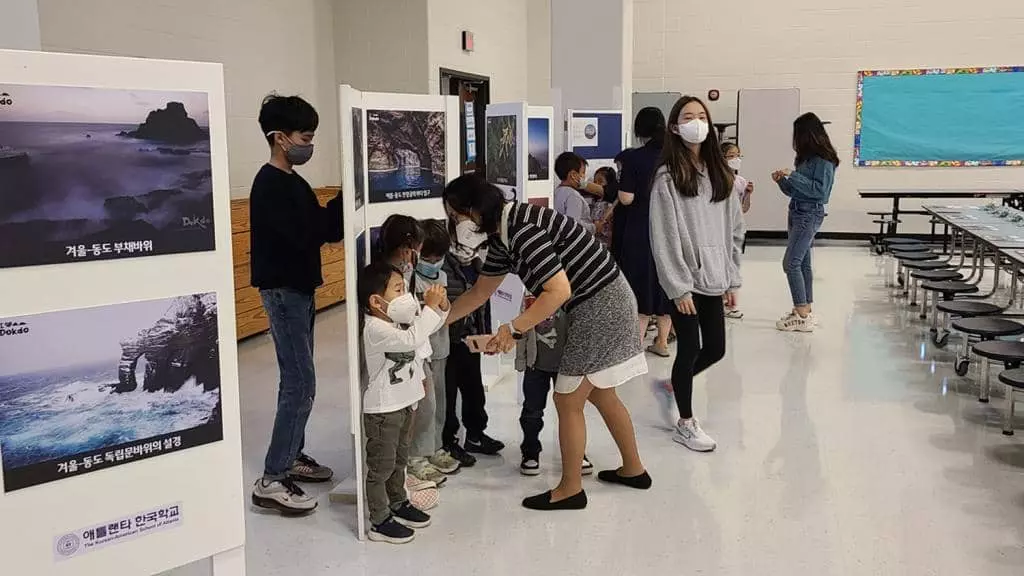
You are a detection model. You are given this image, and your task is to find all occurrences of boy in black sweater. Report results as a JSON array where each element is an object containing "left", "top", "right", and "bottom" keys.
[{"left": 250, "top": 94, "right": 343, "bottom": 515}]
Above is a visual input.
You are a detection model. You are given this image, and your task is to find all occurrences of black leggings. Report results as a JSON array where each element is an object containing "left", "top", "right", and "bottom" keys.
[{"left": 669, "top": 293, "right": 726, "bottom": 420}]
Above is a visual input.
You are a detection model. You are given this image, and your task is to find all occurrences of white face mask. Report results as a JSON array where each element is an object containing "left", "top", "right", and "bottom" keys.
[
  {"left": 576, "top": 172, "right": 589, "bottom": 188},
  {"left": 455, "top": 220, "right": 488, "bottom": 252},
  {"left": 676, "top": 119, "right": 709, "bottom": 145},
  {"left": 727, "top": 158, "right": 742, "bottom": 172},
  {"left": 385, "top": 292, "right": 420, "bottom": 325}
]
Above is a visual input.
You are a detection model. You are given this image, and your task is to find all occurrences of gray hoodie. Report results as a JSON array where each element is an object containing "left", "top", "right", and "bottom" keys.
[{"left": 649, "top": 166, "right": 745, "bottom": 302}]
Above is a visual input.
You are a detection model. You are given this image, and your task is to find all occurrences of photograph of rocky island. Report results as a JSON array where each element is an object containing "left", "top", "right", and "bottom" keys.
[
  {"left": 0, "top": 293, "right": 222, "bottom": 492},
  {"left": 366, "top": 109, "right": 446, "bottom": 204},
  {"left": 0, "top": 84, "right": 215, "bottom": 269}
]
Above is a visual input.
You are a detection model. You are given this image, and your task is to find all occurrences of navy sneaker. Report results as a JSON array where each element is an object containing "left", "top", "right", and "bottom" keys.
[
  {"left": 391, "top": 501, "right": 431, "bottom": 529},
  {"left": 465, "top": 433, "right": 504, "bottom": 455}
]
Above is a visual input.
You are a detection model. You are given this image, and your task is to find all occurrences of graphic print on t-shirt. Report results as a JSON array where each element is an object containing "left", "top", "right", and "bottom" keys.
[{"left": 384, "top": 351, "right": 417, "bottom": 385}]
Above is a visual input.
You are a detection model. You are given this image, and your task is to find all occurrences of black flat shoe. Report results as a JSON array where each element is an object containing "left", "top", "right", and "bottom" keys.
[
  {"left": 522, "top": 490, "right": 588, "bottom": 511},
  {"left": 597, "top": 469, "right": 652, "bottom": 490}
]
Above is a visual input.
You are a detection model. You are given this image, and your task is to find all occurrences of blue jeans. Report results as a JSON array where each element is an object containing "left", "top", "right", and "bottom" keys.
[
  {"left": 260, "top": 288, "right": 317, "bottom": 479},
  {"left": 783, "top": 201, "right": 825, "bottom": 307}
]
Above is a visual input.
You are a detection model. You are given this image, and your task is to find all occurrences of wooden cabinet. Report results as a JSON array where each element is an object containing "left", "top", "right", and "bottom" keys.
[{"left": 231, "top": 187, "right": 345, "bottom": 339}]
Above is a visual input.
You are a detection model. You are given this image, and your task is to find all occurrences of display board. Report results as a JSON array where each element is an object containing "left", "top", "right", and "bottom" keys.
[
  {"left": 484, "top": 102, "right": 529, "bottom": 389},
  {"left": 567, "top": 109, "right": 624, "bottom": 178},
  {"left": 855, "top": 67, "right": 1024, "bottom": 167},
  {"left": 335, "top": 85, "right": 459, "bottom": 539},
  {"left": 0, "top": 50, "right": 244, "bottom": 575},
  {"left": 737, "top": 88, "right": 801, "bottom": 233},
  {"left": 527, "top": 106, "right": 555, "bottom": 204}
]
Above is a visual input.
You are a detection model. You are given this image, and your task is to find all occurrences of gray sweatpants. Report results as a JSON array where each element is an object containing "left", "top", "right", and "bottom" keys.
[
  {"left": 364, "top": 407, "right": 413, "bottom": 525},
  {"left": 410, "top": 358, "right": 447, "bottom": 458}
]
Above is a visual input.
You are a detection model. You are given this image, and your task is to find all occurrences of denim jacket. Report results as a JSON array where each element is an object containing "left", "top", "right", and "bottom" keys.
[{"left": 778, "top": 156, "right": 835, "bottom": 205}]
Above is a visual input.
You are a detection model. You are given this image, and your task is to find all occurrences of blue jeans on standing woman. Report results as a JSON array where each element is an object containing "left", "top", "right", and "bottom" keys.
[
  {"left": 260, "top": 288, "right": 317, "bottom": 480},
  {"left": 783, "top": 201, "right": 825, "bottom": 307}
]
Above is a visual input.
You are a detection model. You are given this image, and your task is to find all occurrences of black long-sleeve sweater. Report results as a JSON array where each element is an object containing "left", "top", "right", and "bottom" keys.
[{"left": 249, "top": 164, "right": 343, "bottom": 293}]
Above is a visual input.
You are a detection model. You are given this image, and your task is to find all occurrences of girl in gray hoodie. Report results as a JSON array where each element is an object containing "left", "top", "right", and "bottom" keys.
[{"left": 649, "top": 96, "right": 746, "bottom": 453}]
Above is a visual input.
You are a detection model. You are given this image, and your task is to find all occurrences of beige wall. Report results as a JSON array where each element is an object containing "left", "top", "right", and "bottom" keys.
[
  {"left": 526, "top": 0, "right": 552, "bottom": 106},
  {"left": 334, "top": 0, "right": 430, "bottom": 95},
  {"left": 427, "top": 0, "right": 529, "bottom": 101},
  {"left": 38, "top": 0, "right": 340, "bottom": 198},
  {"left": 633, "top": 0, "right": 1024, "bottom": 233}
]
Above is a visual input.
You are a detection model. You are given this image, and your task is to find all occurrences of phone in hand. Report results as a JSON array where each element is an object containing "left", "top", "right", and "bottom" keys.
[{"left": 464, "top": 334, "right": 495, "bottom": 354}]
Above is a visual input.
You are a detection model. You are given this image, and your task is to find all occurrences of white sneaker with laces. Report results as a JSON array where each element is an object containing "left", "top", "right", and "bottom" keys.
[
  {"left": 408, "top": 458, "right": 447, "bottom": 486},
  {"left": 776, "top": 312, "right": 814, "bottom": 332},
  {"left": 674, "top": 418, "right": 717, "bottom": 452},
  {"left": 428, "top": 449, "right": 460, "bottom": 474},
  {"left": 725, "top": 308, "right": 744, "bottom": 319},
  {"left": 251, "top": 478, "right": 318, "bottom": 514}
]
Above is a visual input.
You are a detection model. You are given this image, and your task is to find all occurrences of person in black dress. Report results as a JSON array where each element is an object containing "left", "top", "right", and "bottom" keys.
[{"left": 618, "top": 107, "right": 674, "bottom": 356}]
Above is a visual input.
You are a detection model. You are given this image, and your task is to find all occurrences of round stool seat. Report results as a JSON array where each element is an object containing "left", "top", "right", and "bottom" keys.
[
  {"left": 951, "top": 317, "right": 1024, "bottom": 338},
  {"left": 892, "top": 252, "right": 938, "bottom": 262},
  {"left": 921, "top": 280, "right": 979, "bottom": 295},
  {"left": 902, "top": 261, "right": 953, "bottom": 271},
  {"left": 937, "top": 301, "right": 1003, "bottom": 316},
  {"left": 971, "top": 340, "right": 1024, "bottom": 362},
  {"left": 883, "top": 237, "right": 925, "bottom": 246},
  {"left": 911, "top": 269, "right": 962, "bottom": 282},
  {"left": 891, "top": 244, "right": 931, "bottom": 253},
  {"left": 997, "top": 368, "right": 1024, "bottom": 390}
]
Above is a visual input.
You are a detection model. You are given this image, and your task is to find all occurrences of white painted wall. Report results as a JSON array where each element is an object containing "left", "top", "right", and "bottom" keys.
[
  {"left": 38, "top": 0, "right": 340, "bottom": 198},
  {"left": 527, "top": 0, "right": 552, "bottom": 105},
  {"left": 0, "top": 0, "right": 40, "bottom": 50},
  {"left": 427, "top": 0, "right": 529, "bottom": 101},
  {"left": 334, "top": 0, "right": 430, "bottom": 95},
  {"left": 633, "top": 0, "right": 1024, "bottom": 233}
]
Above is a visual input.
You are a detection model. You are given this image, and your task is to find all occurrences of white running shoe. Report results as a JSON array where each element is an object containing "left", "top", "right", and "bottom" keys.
[
  {"left": 725, "top": 308, "right": 744, "bottom": 320},
  {"left": 776, "top": 312, "right": 814, "bottom": 332},
  {"left": 251, "top": 478, "right": 318, "bottom": 514},
  {"left": 428, "top": 449, "right": 460, "bottom": 474},
  {"left": 673, "top": 418, "right": 717, "bottom": 452},
  {"left": 408, "top": 458, "right": 447, "bottom": 487}
]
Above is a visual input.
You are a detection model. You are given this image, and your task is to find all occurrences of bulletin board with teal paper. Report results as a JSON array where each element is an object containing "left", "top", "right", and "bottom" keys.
[{"left": 854, "top": 67, "right": 1024, "bottom": 167}]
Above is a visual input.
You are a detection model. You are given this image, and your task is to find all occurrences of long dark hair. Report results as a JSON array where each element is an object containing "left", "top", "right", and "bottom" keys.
[
  {"left": 660, "top": 96, "right": 733, "bottom": 202},
  {"left": 442, "top": 174, "right": 507, "bottom": 237},
  {"left": 793, "top": 112, "right": 839, "bottom": 167},
  {"left": 375, "top": 214, "right": 423, "bottom": 259},
  {"left": 634, "top": 106, "right": 666, "bottom": 147}
]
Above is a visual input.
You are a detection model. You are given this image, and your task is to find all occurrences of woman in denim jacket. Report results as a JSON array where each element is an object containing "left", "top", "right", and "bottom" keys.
[{"left": 772, "top": 112, "right": 839, "bottom": 332}]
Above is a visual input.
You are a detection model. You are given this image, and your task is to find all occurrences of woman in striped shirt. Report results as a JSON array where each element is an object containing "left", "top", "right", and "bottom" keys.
[{"left": 442, "top": 174, "right": 652, "bottom": 511}]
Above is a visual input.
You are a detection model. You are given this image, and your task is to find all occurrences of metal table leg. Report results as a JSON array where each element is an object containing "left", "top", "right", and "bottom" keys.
[
  {"left": 1003, "top": 387, "right": 1016, "bottom": 436},
  {"left": 980, "top": 356, "right": 991, "bottom": 403}
]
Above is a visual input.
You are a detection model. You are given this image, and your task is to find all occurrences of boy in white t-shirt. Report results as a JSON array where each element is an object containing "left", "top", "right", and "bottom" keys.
[{"left": 359, "top": 260, "right": 450, "bottom": 544}]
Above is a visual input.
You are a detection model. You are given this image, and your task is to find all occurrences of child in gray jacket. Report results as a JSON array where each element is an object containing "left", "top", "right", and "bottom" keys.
[{"left": 649, "top": 95, "right": 745, "bottom": 454}]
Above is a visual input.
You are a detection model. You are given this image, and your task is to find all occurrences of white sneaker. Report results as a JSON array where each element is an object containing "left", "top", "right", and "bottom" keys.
[
  {"left": 428, "top": 449, "right": 460, "bottom": 474},
  {"left": 251, "top": 478, "right": 318, "bottom": 514},
  {"left": 582, "top": 455, "right": 594, "bottom": 475},
  {"left": 408, "top": 458, "right": 447, "bottom": 487},
  {"left": 725, "top": 308, "right": 744, "bottom": 320},
  {"left": 673, "top": 418, "right": 717, "bottom": 452},
  {"left": 776, "top": 312, "right": 814, "bottom": 332}
]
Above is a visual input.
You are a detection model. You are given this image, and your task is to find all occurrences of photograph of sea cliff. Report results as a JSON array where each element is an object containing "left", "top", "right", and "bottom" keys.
[
  {"left": 0, "top": 84, "right": 215, "bottom": 269},
  {"left": 366, "top": 109, "right": 446, "bottom": 203},
  {"left": 0, "top": 293, "right": 222, "bottom": 492}
]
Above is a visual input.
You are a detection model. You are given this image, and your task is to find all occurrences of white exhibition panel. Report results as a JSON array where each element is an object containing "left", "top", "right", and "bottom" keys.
[
  {"left": 484, "top": 102, "right": 529, "bottom": 389},
  {"left": 0, "top": 50, "right": 244, "bottom": 575},
  {"left": 568, "top": 108, "right": 625, "bottom": 180},
  {"left": 526, "top": 105, "right": 555, "bottom": 203},
  {"left": 335, "top": 85, "right": 460, "bottom": 539},
  {"left": 737, "top": 88, "right": 801, "bottom": 233}
]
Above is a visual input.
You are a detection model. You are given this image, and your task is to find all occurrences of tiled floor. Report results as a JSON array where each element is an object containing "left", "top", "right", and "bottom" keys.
[{"left": 175, "top": 245, "right": 1024, "bottom": 576}]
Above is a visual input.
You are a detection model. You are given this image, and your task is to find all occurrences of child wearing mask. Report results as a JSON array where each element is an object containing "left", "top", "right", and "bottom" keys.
[
  {"left": 441, "top": 225, "right": 504, "bottom": 462},
  {"left": 721, "top": 142, "right": 754, "bottom": 319},
  {"left": 649, "top": 96, "right": 745, "bottom": 453},
  {"left": 411, "top": 220, "right": 462, "bottom": 476},
  {"left": 553, "top": 152, "right": 596, "bottom": 234},
  {"left": 515, "top": 294, "right": 594, "bottom": 476},
  {"left": 591, "top": 166, "right": 618, "bottom": 246},
  {"left": 376, "top": 216, "right": 448, "bottom": 487},
  {"left": 359, "top": 260, "right": 448, "bottom": 544}
]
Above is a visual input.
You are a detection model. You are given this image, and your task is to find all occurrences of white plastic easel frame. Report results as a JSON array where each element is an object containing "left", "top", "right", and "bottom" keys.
[{"left": 0, "top": 49, "right": 245, "bottom": 576}]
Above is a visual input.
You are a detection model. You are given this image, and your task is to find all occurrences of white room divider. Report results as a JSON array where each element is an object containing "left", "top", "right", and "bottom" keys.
[
  {"left": 0, "top": 49, "right": 245, "bottom": 575},
  {"left": 737, "top": 88, "right": 801, "bottom": 233},
  {"left": 331, "top": 85, "right": 460, "bottom": 540}
]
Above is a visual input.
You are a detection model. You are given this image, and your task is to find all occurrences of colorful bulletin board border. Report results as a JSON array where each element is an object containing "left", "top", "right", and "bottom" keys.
[{"left": 854, "top": 66, "right": 1024, "bottom": 167}]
